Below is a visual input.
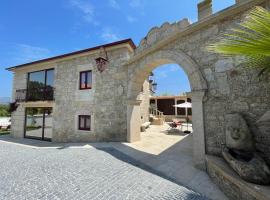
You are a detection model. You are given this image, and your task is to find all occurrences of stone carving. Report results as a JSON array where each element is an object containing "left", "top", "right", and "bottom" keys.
[
  {"left": 135, "top": 19, "right": 190, "bottom": 55},
  {"left": 225, "top": 113, "right": 254, "bottom": 152},
  {"left": 222, "top": 113, "right": 270, "bottom": 185}
]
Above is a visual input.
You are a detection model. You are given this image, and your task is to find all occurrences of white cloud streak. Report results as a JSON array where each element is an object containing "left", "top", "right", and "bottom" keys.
[
  {"left": 69, "top": 0, "right": 99, "bottom": 25},
  {"left": 129, "top": 0, "right": 143, "bottom": 8},
  {"left": 12, "top": 44, "right": 51, "bottom": 64},
  {"left": 109, "top": 0, "right": 120, "bottom": 9},
  {"left": 127, "top": 16, "right": 137, "bottom": 23},
  {"left": 101, "top": 28, "right": 120, "bottom": 43}
]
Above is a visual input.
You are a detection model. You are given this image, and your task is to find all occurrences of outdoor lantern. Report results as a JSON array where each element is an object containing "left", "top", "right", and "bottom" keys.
[
  {"left": 152, "top": 82, "right": 157, "bottom": 92},
  {"left": 95, "top": 47, "right": 108, "bottom": 73}
]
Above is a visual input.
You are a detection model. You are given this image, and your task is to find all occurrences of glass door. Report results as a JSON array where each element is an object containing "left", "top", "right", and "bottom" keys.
[
  {"left": 25, "top": 107, "right": 53, "bottom": 141},
  {"left": 43, "top": 108, "right": 53, "bottom": 140}
]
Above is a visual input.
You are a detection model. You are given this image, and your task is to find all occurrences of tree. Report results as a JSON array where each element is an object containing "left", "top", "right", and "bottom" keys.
[
  {"left": 208, "top": 6, "right": 270, "bottom": 76},
  {"left": 0, "top": 105, "right": 10, "bottom": 117}
]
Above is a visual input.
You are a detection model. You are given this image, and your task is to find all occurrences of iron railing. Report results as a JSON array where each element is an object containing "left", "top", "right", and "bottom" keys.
[{"left": 15, "top": 87, "right": 54, "bottom": 102}]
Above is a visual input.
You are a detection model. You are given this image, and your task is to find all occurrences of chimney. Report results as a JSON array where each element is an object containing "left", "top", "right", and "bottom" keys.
[{"left": 198, "top": 0, "right": 213, "bottom": 20}]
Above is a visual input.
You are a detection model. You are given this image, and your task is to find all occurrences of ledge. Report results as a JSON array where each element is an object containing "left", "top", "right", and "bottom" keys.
[{"left": 206, "top": 155, "right": 270, "bottom": 200}]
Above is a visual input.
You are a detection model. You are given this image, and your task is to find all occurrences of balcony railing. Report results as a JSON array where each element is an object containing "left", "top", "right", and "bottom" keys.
[{"left": 15, "top": 87, "right": 54, "bottom": 102}]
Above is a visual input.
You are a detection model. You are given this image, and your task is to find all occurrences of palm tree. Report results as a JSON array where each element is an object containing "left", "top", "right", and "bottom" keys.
[{"left": 208, "top": 6, "right": 270, "bottom": 76}]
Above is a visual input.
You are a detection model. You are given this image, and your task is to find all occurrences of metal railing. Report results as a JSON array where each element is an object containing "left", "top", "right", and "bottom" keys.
[{"left": 15, "top": 87, "right": 54, "bottom": 102}]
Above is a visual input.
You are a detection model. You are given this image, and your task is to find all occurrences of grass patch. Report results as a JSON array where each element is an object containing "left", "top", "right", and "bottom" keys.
[{"left": 0, "top": 131, "right": 10, "bottom": 135}]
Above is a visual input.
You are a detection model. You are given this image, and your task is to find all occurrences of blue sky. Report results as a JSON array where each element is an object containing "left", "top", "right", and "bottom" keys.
[{"left": 0, "top": 0, "right": 235, "bottom": 98}]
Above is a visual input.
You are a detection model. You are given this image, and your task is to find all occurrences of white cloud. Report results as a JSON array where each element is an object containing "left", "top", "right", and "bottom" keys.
[
  {"left": 127, "top": 16, "right": 137, "bottom": 23},
  {"left": 13, "top": 44, "right": 51, "bottom": 63},
  {"left": 129, "top": 0, "right": 143, "bottom": 8},
  {"left": 69, "top": 0, "right": 99, "bottom": 25},
  {"left": 109, "top": 0, "right": 120, "bottom": 9},
  {"left": 169, "top": 64, "right": 179, "bottom": 72},
  {"left": 156, "top": 70, "right": 168, "bottom": 79},
  {"left": 101, "top": 28, "right": 120, "bottom": 43}
]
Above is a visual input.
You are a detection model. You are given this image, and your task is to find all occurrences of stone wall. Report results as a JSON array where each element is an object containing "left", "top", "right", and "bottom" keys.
[
  {"left": 53, "top": 47, "right": 133, "bottom": 142},
  {"left": 126, "top": 0, "right": 270, "bottom": 162},
  {"left": 10, "top": 72, "right": 27, "bottom": 138}
]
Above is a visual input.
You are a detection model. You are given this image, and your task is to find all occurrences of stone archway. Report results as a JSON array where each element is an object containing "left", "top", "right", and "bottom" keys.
[{"left": 126, "top": 48, "right": 208, "bottom": 169}]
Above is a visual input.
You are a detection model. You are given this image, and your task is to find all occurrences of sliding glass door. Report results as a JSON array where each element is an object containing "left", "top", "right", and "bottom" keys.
[{"left": 25, "top": 107, "right": 53, "bottom": 141}]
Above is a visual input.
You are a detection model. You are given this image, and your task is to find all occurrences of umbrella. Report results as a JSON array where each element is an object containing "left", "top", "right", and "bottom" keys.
[
  {"left": 173, "top": 102, "right": 192, "bottom": 133},
  {"left": 173, "top": 102, "right": 192, "bottom": 108}
]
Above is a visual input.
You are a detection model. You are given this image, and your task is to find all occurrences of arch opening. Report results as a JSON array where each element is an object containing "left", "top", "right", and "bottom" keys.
[{"left": 126, "top": 49, "right": 207, "bottom": 169}]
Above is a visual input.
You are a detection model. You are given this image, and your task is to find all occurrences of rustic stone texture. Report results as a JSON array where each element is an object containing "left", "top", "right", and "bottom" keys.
[
  {"left": 9, "top": 1, "right": 270, "bottom": 168},
  {"left": 225, "top": 113, "right": 254, "bottom": 151},
  {"left": 256, "top": 110, "right": 270, "bottom": 165},
  {"left": 53, "top": 47, "right": 133, "bottom": 142},
  {"left": 127, "top": 1, "right": 270, "bottom": 168},
  {"left": 222, "top": 148, "right": 270, "bottom": 185},
  {"left": 206, "top": 155, "right": 270, "bottom": 200}
]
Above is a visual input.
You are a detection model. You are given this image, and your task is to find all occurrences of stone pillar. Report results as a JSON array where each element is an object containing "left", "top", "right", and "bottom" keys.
[
  {"left": 174, "top": 98, "right": 177, "bottom": 117},
  {"left": 197, "top": 0, "right": 213, "bottom": 21},
  {"left": 127, "top": 99, "right": 142, "bottom": 142},
  {"left": 191, "top": 90, "right": 206, "bottom": 170}
]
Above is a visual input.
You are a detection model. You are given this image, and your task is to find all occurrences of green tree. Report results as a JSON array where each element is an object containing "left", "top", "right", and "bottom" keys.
[
  {"left": 0, "top": 105, "right": 10, "bottom": 117},
  {"left": 208, "top": 6, "right": 270, "bottom": 76}
]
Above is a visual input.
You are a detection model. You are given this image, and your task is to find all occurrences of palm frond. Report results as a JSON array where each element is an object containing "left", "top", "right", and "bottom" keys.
[{"left": 208, "top": 6, "right": 270, "bottom": 75}]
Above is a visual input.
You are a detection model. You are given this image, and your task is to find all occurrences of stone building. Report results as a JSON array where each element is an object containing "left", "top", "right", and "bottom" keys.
[
  {"left": 7, "top": 1, "right": 270, "bottom": 198},
  {"left": 8, "top": 40, "right": 150, "bottom": 143},
  {"left": 150, "top": 95, "right": 192, "bottom": 121}
]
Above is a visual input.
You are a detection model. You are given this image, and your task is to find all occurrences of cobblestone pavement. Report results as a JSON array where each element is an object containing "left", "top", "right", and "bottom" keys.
[{"left": 0, "top": 141, "right": 208, "bottom": 200}]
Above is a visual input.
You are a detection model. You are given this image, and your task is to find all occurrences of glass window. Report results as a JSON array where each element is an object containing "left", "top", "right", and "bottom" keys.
[
  {"left": 27, "top": 69, "right": 54, "bottom": 101},
  {"left": 80, "top": 71, "right": 92, "bottom": 90},
  {"left": 177, "top": 100, "right": 186, "bottom": 115},
  {"left": 78, "top": 115, "right": 91, "bottom": 131}
]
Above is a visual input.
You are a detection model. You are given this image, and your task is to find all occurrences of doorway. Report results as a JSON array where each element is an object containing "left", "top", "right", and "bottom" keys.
[{"left": 24, "top": 107, "right": 53, "bottom": 141}]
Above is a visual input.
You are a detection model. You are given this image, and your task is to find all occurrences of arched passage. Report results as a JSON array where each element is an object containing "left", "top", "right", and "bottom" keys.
[{"left": 126, "top": 49, "right": 208, "bottom": 169}]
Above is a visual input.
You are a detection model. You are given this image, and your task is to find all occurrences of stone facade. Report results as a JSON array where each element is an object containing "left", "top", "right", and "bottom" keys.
[
  {"left": 126, "top": 0, "right": 270, "bottom": 168},
  {"left": 10, "top": 42, "right": 143, "bottom": 143},
  {"left": 9, "top": 0, "right": 270, "bottom": 169}
]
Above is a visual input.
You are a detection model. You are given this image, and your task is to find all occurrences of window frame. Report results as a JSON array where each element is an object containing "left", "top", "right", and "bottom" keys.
[
  {"left": 26, "top": 68, "right": 55, "bottom": 101},
  {"left": 79, "top": 70, "right": 92, "bottom": 90},
  {"left": 78, "top": 115, "right": 91, "bottom": 131}
]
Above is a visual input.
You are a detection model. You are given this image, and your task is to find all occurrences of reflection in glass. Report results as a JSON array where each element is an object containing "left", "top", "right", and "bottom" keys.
[
  {"left": 25, "top": 108, "right": 43, "bottom": 138},
  {"left": 45, "top": 70, "right": 54, "bottom": 100},
  {"left": 27, "top": 71, "right": 45, "bottom": 101},
  {"left": 25, "top": 107, "right": 53, "bottom": 141},
  {"left": 44, "top": 108, "right": 53, "bottom": 140},
  {"left": 27, "top": 69, "right": 54, "bottom": 101}
]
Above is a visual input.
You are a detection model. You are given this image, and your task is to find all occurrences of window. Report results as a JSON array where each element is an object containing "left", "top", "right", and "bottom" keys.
[
  {"left": 80, "top": 70, "right": 92, "bottom": 89},
  {"left": 27, "top": 69, "right": 54, "bottom": 101},
  {"left": 78, "top": 115, "right": 91, "bottom": 131}
]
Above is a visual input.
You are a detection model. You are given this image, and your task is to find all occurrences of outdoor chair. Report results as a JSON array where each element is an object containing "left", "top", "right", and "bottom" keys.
[{"left": 167, "top": 121, "right": 182, "bottom": 130}]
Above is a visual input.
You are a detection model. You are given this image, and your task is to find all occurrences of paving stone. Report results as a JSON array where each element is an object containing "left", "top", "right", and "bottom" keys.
[{"left": 0, "top": 141, "right": 207, "bottom": 200}]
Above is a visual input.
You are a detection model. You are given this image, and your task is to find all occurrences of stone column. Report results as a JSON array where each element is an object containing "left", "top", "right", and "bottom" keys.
[
  {"left": 191, "top": 90, "right": 206, "bottom": 170},
  {"left": 127, "top": 99, "right": 142, "bottom": 142},
  {"left": 174, "top": 98, "right": 177, "bottom": 117}
]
